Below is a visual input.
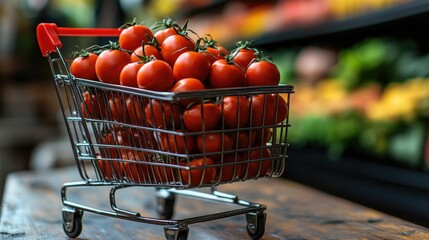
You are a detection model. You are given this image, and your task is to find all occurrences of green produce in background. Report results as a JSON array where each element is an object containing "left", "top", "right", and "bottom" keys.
[{"left": 286, "top": 37, "right": 429, "bottom": 171}]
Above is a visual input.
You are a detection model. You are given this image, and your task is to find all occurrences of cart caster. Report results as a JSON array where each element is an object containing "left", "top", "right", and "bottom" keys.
[
  {"left": 156, "top": 189, "right": 176, "bottom": 219},
  {"left": 246, "top": 211, "right": 266, "bottom": 240},
  {"left": 164, "top": 225, "right": 189, "bottom": 240},
  {"left": 62, "top": 207, "right": 83, "bottom": 238}
]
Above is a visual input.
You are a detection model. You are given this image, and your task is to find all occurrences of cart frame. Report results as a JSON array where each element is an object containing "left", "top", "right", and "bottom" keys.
[{"left": 37, "top": 23, "right": 294, "bottom": 240}]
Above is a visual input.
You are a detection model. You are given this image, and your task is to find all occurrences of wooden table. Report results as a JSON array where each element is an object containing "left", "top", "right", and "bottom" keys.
[{"left": 1, "top": 166, "right": 428, "bottom": 240}]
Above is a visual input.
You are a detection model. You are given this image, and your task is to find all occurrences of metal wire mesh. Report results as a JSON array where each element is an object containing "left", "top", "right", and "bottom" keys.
[{"left": 48, "top": 53, "right": 293, "bottom": 189}]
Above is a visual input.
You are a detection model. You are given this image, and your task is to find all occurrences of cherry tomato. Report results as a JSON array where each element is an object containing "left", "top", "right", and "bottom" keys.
[
  {"left": 173, "top": 51, "right": 210, "bottom": 82},
  {"left": 171, "top": 78, "right": 205, "bottom": 107},
  {"left": 159, "top": 130, "right": 196, "bottom": 154},
  {"left": 120, "top": 62, "right": 144, "bottom": 88},
  {"left": 217, "top": 154, "right": 242, "bottom": 182},
  {"left": 117, "top": 128, "right": 138, "bottom": 148},
  {"left": 99, "top": 131, "right": 125, "bottom": 159},
  {"left": 108, "top": 95, "right": 127, "bottom": 122},
  {"left": 96, "top": 154, "right": 123, "bottom": 181},
  {"left": 196, "top": 132, "right": 234, "bottom": 154},
  {"left": 131, "top": 44, "right": 162, "bottom": 62},
  {"left": 209, "top": 59, "right": 245, "bottom": 89},
  {"left": 232, "top": 130, "right": 257, "bottom": 149},
  {"left": 122, "top": 151, "right": 151, "bottom": 183},
  {"left": 183, "top": 102, "right": 220, "bottom": 132},
  {"left": 240, "top": 148, "right": 272, "bottom": 179},
  {"left": 154, "top": 27, "right": 177, "bottom": 45},
  {"left": 119, "top": 24, "right": 153, "bottom": 52},
  {"left": 151, "top": 158, "right": 178, "bottom": 183},
  {"left": 254, "top": 128, "right": 273, "bottom": 147},
  {"left": 145, "top": 99, "right": 181, "bottom": 129},
  {"left": 204, "top": 45, "right": 228, "bottom": 64},
  {"left": 246, "top": 60, "right": 280, "bottom": 86},
  {"left": 126, "top": 129, "right": 158, "bottom": 150},
  {"left": 119, "top": 130, "right": 165, "bottom": 181},
  {"left": 219, "top": 96, "right": 250, "bottom": 129},
  {"left": 80, "top": 91, "right": 106, "bottom": 119},
  {"left": 249, "top": 94, "right": 276, "bottom": 127},
  {"left": 70, "top": 53, "right": 98, "bottom": 81},
  {"left": 271, "top": 93, "right": 288, "bottom": 123},
  {"left": 137, "top": 60, "right": 174, "bottom": 91},
  {"left": 180, "top": 157, "right": 217, "bottom": 186},
  {"left": 125, "top": 95, "right": 148, "bottom": 126},
  {"left": 232, "top": 48, "right": 256, "bottom": 70},
  {"left": 160, "top": 34, "right": 195, "bottom": 67},
  {"left": 96, "top": 49, "right": 131, "bottom": 84}
]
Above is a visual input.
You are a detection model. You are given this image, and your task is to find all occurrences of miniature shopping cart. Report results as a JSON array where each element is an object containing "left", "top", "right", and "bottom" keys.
[{"left": 36, "top": 23, "right": 294, "bottom": 240}]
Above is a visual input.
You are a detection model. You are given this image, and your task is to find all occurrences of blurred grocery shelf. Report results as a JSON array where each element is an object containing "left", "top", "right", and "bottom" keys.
[
  {"left": 253, "top": 0, "right": 429, "bottom": 47},
  {"left": 166, "top": 0, "right": 423, "bottom": 47}
]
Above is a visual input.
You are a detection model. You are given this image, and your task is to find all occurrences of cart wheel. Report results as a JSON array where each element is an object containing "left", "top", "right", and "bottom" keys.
[
  {"left": 62, "top": 207, "right": 83, "bottom": 238},
  {"left": 246, "top": 212, "right": 266, "bottom": 240},
  {"left": 164, "top": 225, "right": 189, "bottom": 240},
  {"left": 156, "top": 189, "right": 176, "bottom": 219}
]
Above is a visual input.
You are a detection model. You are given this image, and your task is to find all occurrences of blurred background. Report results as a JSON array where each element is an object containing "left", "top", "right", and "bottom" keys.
[{"left": 1, "top": 0, "right": 429, "bottom": 227}]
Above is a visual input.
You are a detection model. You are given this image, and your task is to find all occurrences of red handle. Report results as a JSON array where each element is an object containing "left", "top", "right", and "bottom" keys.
[{"left": 37, "top": 23, "right": 122, "bottom": 57}]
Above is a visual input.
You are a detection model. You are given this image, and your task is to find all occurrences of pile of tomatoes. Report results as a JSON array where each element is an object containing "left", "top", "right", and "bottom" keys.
[{"left": 71, "top": 18, "right": 288, "bottom": 187}]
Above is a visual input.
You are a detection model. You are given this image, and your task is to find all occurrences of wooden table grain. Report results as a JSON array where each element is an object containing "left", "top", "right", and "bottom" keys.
[{"left": 1, "top": 166, "right": 428, "bottom": 240}]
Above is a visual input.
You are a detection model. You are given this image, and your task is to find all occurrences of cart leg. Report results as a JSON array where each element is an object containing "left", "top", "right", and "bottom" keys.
[
  {"left": 62, "top": 207, "right": 83, "bottom": 238},
  {"left": 246, "top": 211, "right": 266, "bottom": 240},
  {"left": 156, "top": 189, "right": 176, "bottom": 219},
  {"left": 164, "top": 225, "right": 189, "bottom": 240}
]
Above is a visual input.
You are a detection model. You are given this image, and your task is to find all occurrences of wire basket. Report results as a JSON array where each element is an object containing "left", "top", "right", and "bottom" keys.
[{"left": 37, "top": 23, "right": 294, "bottom": 240}]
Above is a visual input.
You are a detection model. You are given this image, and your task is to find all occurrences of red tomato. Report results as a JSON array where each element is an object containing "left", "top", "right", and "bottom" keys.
[
  {"left": 117, "top": 128, "right": 138, "bottom": 148},
  {"left": 171, "top": 78, "right": 205, "bottom": 107},
  {"left": 70, "top": 53, "right": 98, "bottom": 81},
  {"left": 254, "top": 128, "right": 273, "bottom": 147},
  {"left": 154, "top": 27, "right": 177, "bottom": 45},
  {"left": 271, "top": 93, "right": 288, "bottom": 123},
  {"left": 183, "top": 102, "right": 220, "bottom": 132},
  {"left": 204, "top": 46, "right": 228, "bottom": 64},
  {"left": 137, "top": 60, "right": 174, "bottom": 91},
  {"left": 96, "top": 154, "right": 123, "bottom": 181},
  {"left": 219, "top": 96, "right": 250, "bottom": 129},
  {"left": 159, "top": 130, "right": 196, "bottom": 154},
  {"left": 120, "top": 62, "right": 144, "bottom": 88},
  {"left": 209, "top": 59, "right": 245, "bottom": 89},
  {"left": 119, "top": 24, "right": 154, "bottom": 51},
  {"left": 145, "top": 99, "right": 181, "bottom": 129},
  {"left": 131, "top": 44, "right": 162, "bottom": 62},
  {"left": 232, "top": 130, "right": 257, "bottom": 149},
  {"left": 128, "top": 129, "right": 159, "bottom": 150},
  {"left": 232, "top": 48, "right": 256, "bottom": 70},
  {"left": 249, "top": 94, "right": 276, "bottom": 127},
  {"left": 173, "top": 51, "right": 210, "bottom": 82},
  {"left": 246, "top": 61, "right": 280, "bottom": 86},
  {"left": 217, "top": 154, "right": 242, "bottom": 182},
  {"left": 180, "top": 157, "right": 217, "bottom": 186},
  {"left": 240, "top": 148, "right": 272, "bottom": 179},
  {"left": 108, "top": 96, "right": 127, "bottom": 122},
  {"left": 122, "top": 151, "right": 151, "bottom": 183},
  {"left": 80, "top": 91, "right": 106, "bottom": 119},
  {"left": 160, "top": 35, "right": 195, "bottom": 67},
  {"left": 152, "top": 161, "right": 178, "bottom": 183},
  {"left": 196, "top": 132, "right": 234, "bottom": 154},
  {"left": 95, "top": 49, "right": 131, "bottom": 84},
  {"left": 125, "top": 96, "right": 147, "bottom": 125},
  {"left": 99, "top": 131, "right": 125, "bottom": 159}
]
